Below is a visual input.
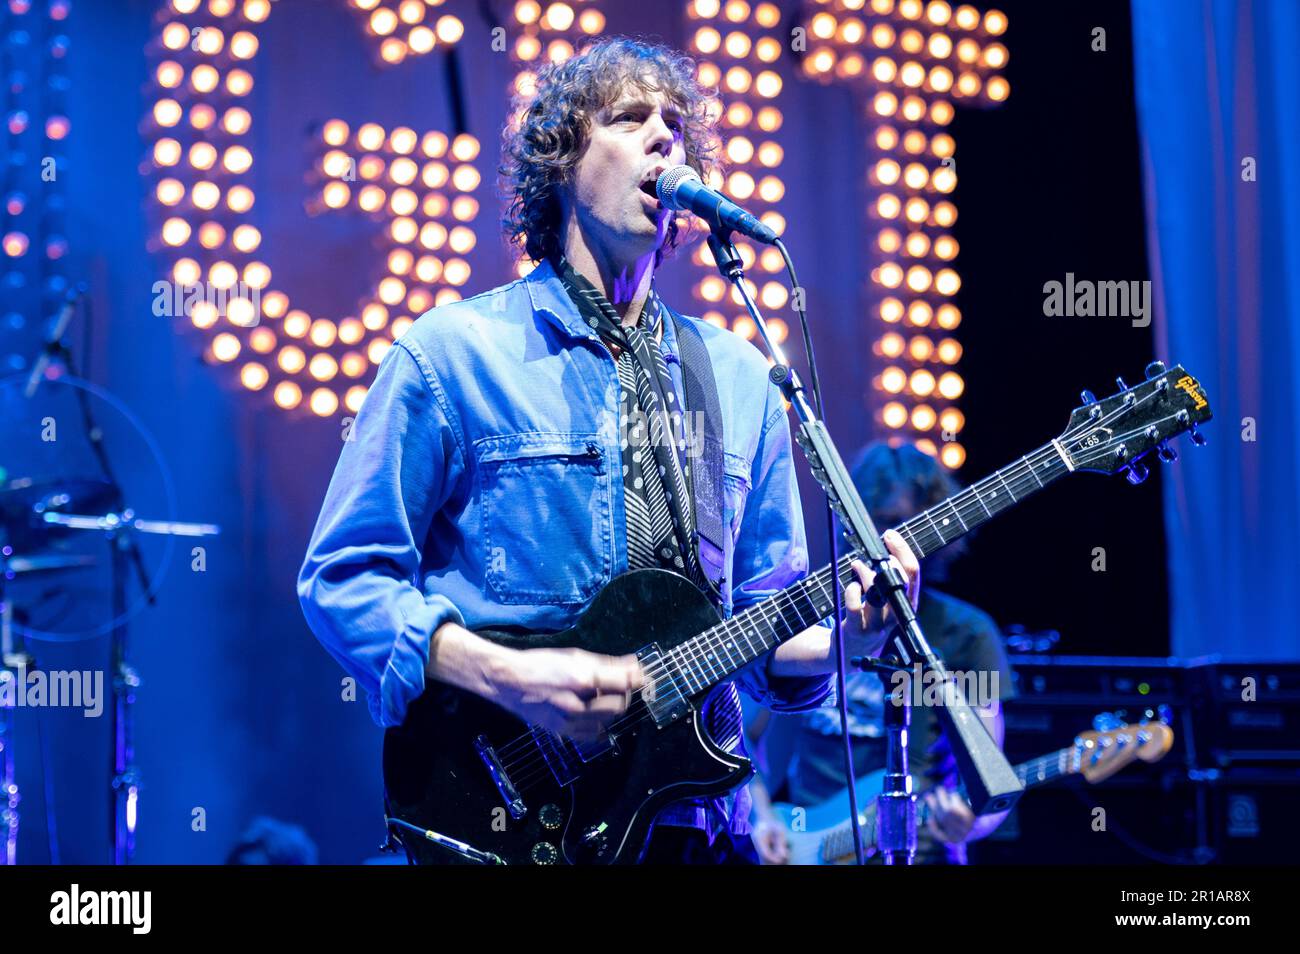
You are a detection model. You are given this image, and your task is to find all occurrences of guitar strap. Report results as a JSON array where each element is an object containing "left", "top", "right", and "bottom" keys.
[{"left": 666, "top": 308, "right": 730, "bottom": 612}]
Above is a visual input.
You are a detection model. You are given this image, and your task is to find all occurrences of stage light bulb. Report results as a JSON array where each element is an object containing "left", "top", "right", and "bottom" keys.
[
  {"left": 908, "top": 301, "right": 933, "bottom": 326},
  {"left": 227, "top": 185, "right": 254, "bottom": 213},
  {"left": 243, "top": 262, "right": 271, "bottom": 289},
  {"left": 370, "top": 7, "right": 398, "bottom": 35},
  {"left": 212, "top": 333, "right": 241, "bottom": 362},
  {"left": 250, "top": 328, "right": 277, "bottom": 356},
  {"left": 451, "top": 195, "right": 478, "bottom": 222},
  {"left": 448, "top": 226, "right": 475, "bottom": 254},
  {"left": 229, "top": 225, "right": 259, "bottom": 253},
  {"left": 227, "top": 296, "right": 257, "bottom": 327},
  {"left": 339, "top": 323, "right": 365, "bottom": 348},
  {"left": 241, "top": 362, "right": 269, "bottom": 390},
  {"left": 878, "top": 263, "right": 903, "bottom": 288},
  {"left": 435, "top": 15, "right": 463, "bottom": 43},
  {"left": 156, "top": 61, "right": 183, "bottom": 89},
  {"left": 274, "top": 381, "right": 302, "bottom": 410},
  {"left": 195, "top": 27, "right": 224, "bottom": 55},
  {"left": 191, "top": 301, "right": 218, "bottom": 329},
  {"left": 984, "top": 9, "right": 1007, "bottom": 35},
  {"left": 161, "top": 217, "right": 191, "bottom": 246},
  {"left": 936, "top": 304, "right": 960, "bottom": 329},
  {"left": 881, "top": 367, "right": 907, "bottom": 394},
  {"left": 390, "top": 217, "right": 416, "bottom": 244},
  {"left": 225, "top": 69, "right": 253, "bottom": 98},
  {"left": 362, "top": 303, "right": 389, "bottom": 330},
  {"left": 912, "top": 404, "right": 937, "bottom": 430},
  {"left": 244, "top": 0, "right": 271, "bottom": 22},
  {"left": 172, "top": 258, "right": 201, "bottom": 286},
  {"left": 162, "top": 22, "right": 189, "bottom": 50},
  {"left": 935, "top": 269, "right": 960, "bottom": 295},
  {"left": 389, "top": 126, "right": 418, "bottom": 155},
  {"left": 939, "top": 408, "right": 965, "bottom": 434},
  {"left": 368, "top": 339, "right": 392, "bottom": 364},
  {"left": 727, "top": 136, "right": 754, "bottom": 164},
  {"left": 358, "top": 186, "right": 384, "bottom": 213},
  {"left": 909, "top": 335, "right": 934, "bottom": 362},
  {"left": 405, "top": 255, "right": 441, "bottom": 286},
  {"left": 544, "top": 2, "right": 574, "bottom": 31},
  {"left": 514, "top": 0, "right": 540, "bottom": 25},
  {"left": 389, "top": 188, "right": 418, "bottom": 216},
  {"left": 871, "top": 24, "right": 895, "bottom": 48},
  {"left": 219, "top": 145, "right": 251, "bottom": 175},
  {"left": 154, "top": 138, "right": 181, "bottom": 167},
  {"left": 882, "top": 402, "right": 908, "bottom": 429},
  {"left": 156, "top": 178, "right": 184, "bottom": 206},
  {"left": 986, "top": 77, "right": 1010, "bottom": 102},
  {"left": 192, "top": 180, "right": 220, "bottom": 210},
  {"left": 409, "top": 26, "right": 435, "bottom": 54},
  {"left": 443, "top": 258, "right": 470, "bottom": 286},
  {"left": 198, "top": 222, "right": 227, "bottom": 249},
  {"left": 873, "top": 92, "right": 898, "bottom": 117},
  {"left": 905, "top": 232, "right": 930, "bottom": 257},
  {"left": 451, "top": 165, "right": 480, "bottom": 192},
  {"left": 397, "top": 0, "right": 424, "bottom": 24},
  {"left": 210, "top": 261, "right": 239, "bottom": 289},
  {"left": 756, "top": 107, "right": 781, "bottom": 132},
  {"left": 322, "top": 181, "right": 351, "bottom": 209},
  {"left": 284, "top": 311, "right": 311, "bottom": 338},
  {"left": 937, "top": 371, "right": 964, "bottom": 399},
  {"left": 910, "top": 369, "right": 936, "bottom": 396},
  {"left": 278, "top": 345, "right": 306, "bottom": 373},
  {"left": 877, "top": 194, "right": 901, "bottom": 219},
  {"left": 153, "top": 99, "right": 182, "bottom": 127},
  {"left": 418, "top": 222, "right": 446, "bottom": 250},
  {"left": 261, "top": 293, "right": 288, "bottom": 320},
  {"left": 222, "top": 107, "right": 251, "bottom": 136},
  {"left": 880, "top": 298, "right": 904, "bottom": 323},
  {"left": 309, "top": 354, "right": 339, "bottom": 382},
  {"left": 755, "top": 71, "right": 781, "bottom": 98},
  {"left": 189, "top": 104, "right": 216, "bottom": 130}
]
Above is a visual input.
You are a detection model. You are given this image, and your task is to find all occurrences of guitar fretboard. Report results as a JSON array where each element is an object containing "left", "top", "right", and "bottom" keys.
[
  {"left": 820, "top": 743, "right": 1080, "bottom": 862},
  {"left": 660, "top": 441, "right": 1072, "bottom": 697}
]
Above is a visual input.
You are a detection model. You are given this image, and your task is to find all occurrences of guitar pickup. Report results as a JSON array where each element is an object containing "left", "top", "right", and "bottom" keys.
[
  {"left": 474, "top": 735, "right": 527, "bottom": 821},
  {"left": 637, "top": 643, "right": 690, "bottom": 728}
]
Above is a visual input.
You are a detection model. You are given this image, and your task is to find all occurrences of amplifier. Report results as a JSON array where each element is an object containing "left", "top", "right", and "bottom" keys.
[{"left": 1185, "top": 661, "right": 1300, "bottom": 765}]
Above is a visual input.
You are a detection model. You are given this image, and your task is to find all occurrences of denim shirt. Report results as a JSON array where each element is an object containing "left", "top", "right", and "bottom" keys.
[{"left": 298, "top": 258, "right": 833, "bottom": 729}]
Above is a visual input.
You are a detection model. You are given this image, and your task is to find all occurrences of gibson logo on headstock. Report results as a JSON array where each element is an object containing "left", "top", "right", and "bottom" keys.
[{"left": 1175, "top": 375, "right": 1208, "bottom": 411}]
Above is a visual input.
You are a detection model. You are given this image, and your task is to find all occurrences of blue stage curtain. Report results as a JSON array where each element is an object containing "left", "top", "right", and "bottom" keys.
[{"left": 1131, "top": 1, "right": 1300, "bottom": 658}]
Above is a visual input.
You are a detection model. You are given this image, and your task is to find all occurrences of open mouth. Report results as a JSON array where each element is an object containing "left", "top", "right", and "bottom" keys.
[{"left": 638, "top": 179, "right": 660, "bottom": 201}]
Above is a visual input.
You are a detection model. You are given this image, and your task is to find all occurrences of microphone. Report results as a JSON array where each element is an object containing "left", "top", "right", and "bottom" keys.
[
  {"left": 656, "top": 165, "right": 778, "bottom": 245},
  {"left": 24, "top": 284, "right": 84, "bottom": 399}
]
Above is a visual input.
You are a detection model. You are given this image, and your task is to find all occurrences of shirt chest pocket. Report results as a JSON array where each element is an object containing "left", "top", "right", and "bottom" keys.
[{"left": 475, "top": 432, "right": 613, "bottom": 606}]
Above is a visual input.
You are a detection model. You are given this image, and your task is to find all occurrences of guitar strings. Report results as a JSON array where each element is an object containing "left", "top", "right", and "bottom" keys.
[
  {"left": 494, "top": 410, "right": 1183, "bottom": 790},
  {"left": 492, "top": 409, "right": 1178, "bottom": 787},
  {"left": 490, "top": 396, "right": 1180, "bottom": 786}
]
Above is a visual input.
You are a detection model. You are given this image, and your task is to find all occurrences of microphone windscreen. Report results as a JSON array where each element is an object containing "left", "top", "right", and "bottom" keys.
[{"left": 656, "top": 165, "right": 701, "bottom": 209}]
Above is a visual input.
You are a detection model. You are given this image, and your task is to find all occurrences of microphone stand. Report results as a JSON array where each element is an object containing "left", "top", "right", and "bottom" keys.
[{"left": 705, "top": 229, "right": 1022, "bottom": 862}]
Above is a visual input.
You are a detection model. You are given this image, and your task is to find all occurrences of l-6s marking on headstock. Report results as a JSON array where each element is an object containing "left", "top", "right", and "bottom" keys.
[{"left": 1059, "top": 361, "right": 1213, "bottom": 484}]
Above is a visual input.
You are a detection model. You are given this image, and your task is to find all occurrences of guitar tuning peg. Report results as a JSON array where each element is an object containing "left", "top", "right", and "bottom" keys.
[
  {"left": 1093, "top": 712, "right": 1120, "bottom": 731},
  {"left": 1080, "top": 389, "right": 1097, "bottom": 405},
  {"left": 1115, "top": 376, "right": 1129, "bottom": 391},
  {"left": 1145, "top": 360, "right": 1166, "bottom": 380},
  {"left": 1189, "top": 424, "right": 1207, "bottom": 446},
  {"left": 1125, "top": 461, "right": 1149, "bottom": 485},
  {"left": 1157, "top": 440, "right": 1178, "bottom": 463}
]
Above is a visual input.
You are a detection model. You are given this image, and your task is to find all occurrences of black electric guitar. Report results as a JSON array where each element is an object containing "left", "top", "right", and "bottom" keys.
[{"left": 382, "top": 362, "right": 1212, "bottom": 864}]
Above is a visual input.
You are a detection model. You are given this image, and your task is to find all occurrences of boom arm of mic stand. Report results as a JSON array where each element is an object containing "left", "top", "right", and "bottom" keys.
[{"left": 706, "top": 231, "right": 1022, "bottom": 817}]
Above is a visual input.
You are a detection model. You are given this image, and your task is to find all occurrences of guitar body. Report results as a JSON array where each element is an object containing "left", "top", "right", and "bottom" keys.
[
  {"left": 773, "top": 770, "right": 888, "bottom": 865},
  {"left": 382, "top": 569, "right": 753, "bottom": 865}
]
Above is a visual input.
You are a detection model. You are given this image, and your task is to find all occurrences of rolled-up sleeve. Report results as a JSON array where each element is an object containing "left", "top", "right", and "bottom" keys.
[
  {"left": 730, "top": 383, "right": 834, "bottom": 713},
  {"left": 297, "top": 339, "right": 465, "bottom": 728}
]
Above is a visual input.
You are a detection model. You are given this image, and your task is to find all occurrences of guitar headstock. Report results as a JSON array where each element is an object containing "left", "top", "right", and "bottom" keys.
[
  {"left": 1074, "top": 713, "right": 1176, "bottom": 784},
  {"left": 1058, "top": 362, "right": 1213, "bottom": 483}
]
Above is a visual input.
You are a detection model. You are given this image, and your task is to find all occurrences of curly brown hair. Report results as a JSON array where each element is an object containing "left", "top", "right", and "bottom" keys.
[{"left": 500, "top": 36, "right": 721, "bottom": 264}]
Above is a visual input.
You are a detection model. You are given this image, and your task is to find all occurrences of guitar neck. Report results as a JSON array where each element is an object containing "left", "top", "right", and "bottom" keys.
[
  {"left": 819, "top": 743, "right": 1081, "bottom": 862},
  {"left": 664, "top": 441, "right": 1073, "bottom": 696}
]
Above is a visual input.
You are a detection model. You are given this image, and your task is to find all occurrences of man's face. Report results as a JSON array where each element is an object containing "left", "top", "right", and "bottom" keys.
[{"left": 565, "top": 82, "right": 688, "bottom": 265}]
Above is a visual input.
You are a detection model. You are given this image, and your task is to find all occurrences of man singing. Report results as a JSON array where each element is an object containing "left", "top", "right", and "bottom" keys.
[{"left": 298, "top": 37, "right": 918, "bottom": 864}]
